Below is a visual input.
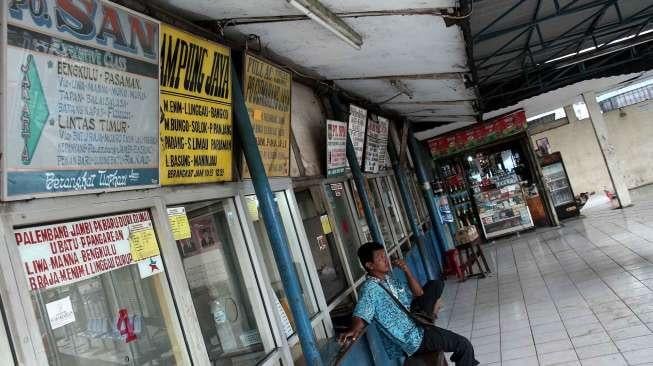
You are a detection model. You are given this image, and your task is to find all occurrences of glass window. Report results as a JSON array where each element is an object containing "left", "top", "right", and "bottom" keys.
[
  {"left": 246, "top": 192, "right": 319, "bottom": 338},
  {"left": 14, "top": 211, "right": 185, "bottom": 366},
  {"left": 379, "top": 177, "right": 407, "bottom": 241},
  {"left": 366, "top": 178, "right": 393, "bottom": 246},
  {"left": 294, "top": 188, "right": 348, "bottom": 303},
  {"left": 409, "top": 173, "right": 427, "bottom": 221},
  {"left": 346, "top": 181, "right": 372, "bottom": 243},
  {"left": 173, "top": 201, "right": 269, "bottom": 365},
  {"left": 324, "top": 183, "right": 365, "bottom": 281}
]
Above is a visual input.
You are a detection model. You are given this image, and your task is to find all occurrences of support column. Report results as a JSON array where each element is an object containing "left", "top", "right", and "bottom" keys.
[
  {"left": 582, "top": 92, "right": 632, "bottom": 208},
  {"left": 387, "top": 141, "right": 438, "bottom": 279},
  {"left": 232, "top": 64, "right": 322, "bottom": 366},
  {"left": 407, "top": 126, "right": 451, "bottom": 258},
  {"left": 328, "top": 94, "right": 385, "bottom": 245}
]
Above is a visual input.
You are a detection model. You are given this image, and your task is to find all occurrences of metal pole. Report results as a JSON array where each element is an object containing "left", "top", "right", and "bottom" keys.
[
  {"left": 232, "top": 63, "right": 323, "bottom": 366},
  {"left": 407, "top": 126, "right": 451, "bottom": 257},
  {"left": 387, "top": 141, "right": 439, "bottom": 279},
  {"left": 328, "top": 94, "right": 385, "bottom": 245}
]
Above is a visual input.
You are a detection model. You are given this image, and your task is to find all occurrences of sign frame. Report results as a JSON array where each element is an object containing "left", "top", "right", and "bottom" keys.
[
  {"left": 241, "top": 52, "right": 292, "bottom": 178},
  {"left": 2, "top": 0, "right": 162, "bottom": 201}
]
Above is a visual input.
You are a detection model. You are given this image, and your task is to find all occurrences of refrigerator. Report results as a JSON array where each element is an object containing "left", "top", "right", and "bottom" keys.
[{"left": 540, "top": 152, "right": 579, "bottom": 220}]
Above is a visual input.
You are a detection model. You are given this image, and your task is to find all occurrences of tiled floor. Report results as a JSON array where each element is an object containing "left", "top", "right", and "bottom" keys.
[{"left": 438, "top": 198, "right": 653, "bottom": 365}]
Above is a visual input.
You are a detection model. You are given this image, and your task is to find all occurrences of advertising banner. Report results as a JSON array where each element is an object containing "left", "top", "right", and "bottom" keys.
[
  {"left": 14, "top": 211, "right": 163, "bottom": 291},
  {"left": 427, "top": 110, "right": 526, "bottom": 158},
  {"left": 242, "top": 54, "right": 292, "bottom": 177},
  {"left": 348, "top": 105, "right": 367, "bottom": 167},
  {"left": 159, "top": 25, "right": 232, "bottom": 185},
  {"left": 4, "top": 0, "right": 160, "bottom": 200},
  {"left": 326, "top": 119, "right": 347, "bottom": 177},
  {"left": 363, "top": 114, "right": 389, "bottom": 173}
]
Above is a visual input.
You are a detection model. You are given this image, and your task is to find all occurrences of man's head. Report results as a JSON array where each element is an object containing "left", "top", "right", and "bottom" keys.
[{"left": 358, "top": 242, "right": 390, "bottom": 275}]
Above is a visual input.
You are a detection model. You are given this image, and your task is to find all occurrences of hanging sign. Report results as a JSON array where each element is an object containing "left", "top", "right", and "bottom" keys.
[
  {"left": 326, "top": 119, "right": 348, "bottom": 177},
  {"left": 159, "top": 25, "right": 232, "bottom": 185},
  {"left": 14, "top": 211, "right": 163, "bottom": 291},
  {"left": 363, "top": 115, "right": 389, "bottom": 173},
  {"left": 242, "top": 54, "right": 292, "bottom": 177},
  {"left": 428, "top": 110, "right": 526, "bottom": 158},
  {"left": 4, "top": 0, "right": 160, "bottom": 200},
  {"left": 348, "top": 105, "right": 367, "bottom": 167}
]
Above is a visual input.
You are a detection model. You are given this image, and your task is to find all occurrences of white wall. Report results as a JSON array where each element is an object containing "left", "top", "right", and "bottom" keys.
[{"left": 531, "top": 99, "right": 653, "bottom": 195}]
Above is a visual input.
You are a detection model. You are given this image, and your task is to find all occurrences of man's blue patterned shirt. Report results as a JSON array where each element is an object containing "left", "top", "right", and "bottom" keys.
[{"left": 353, "top": 273, "right": 424, "bottom": 359}]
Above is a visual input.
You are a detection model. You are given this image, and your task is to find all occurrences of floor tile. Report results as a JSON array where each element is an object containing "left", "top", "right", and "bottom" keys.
[{"left": 579, "top": 353, "right": 628, "bottom": 366}]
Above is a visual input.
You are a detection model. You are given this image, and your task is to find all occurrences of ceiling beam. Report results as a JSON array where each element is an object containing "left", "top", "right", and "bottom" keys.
[
  {"left": 335, "top": 72, "right": 466, "bottom": 81},
  {"left": 385, "top": 100, "right": 474, "bottom": 105}
]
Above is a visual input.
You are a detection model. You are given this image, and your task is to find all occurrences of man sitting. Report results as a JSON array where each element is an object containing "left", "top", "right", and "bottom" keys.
[{"left": 339, "top": 242, "right": 478, "bottom": 366}]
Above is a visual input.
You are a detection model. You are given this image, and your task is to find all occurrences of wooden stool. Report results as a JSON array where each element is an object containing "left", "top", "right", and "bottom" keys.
[
  {"left": 404, "top": 351, "right": 448, "bottom": 366},
  {"left": 456, "top": 237, "right": 491, "bottom": 280}
]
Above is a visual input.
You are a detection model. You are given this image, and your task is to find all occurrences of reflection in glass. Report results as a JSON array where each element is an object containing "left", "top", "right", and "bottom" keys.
[
  {"left": 177, "top": 201, "right": 266, "bottom": 365},
  {"left": 294, "top": 188, "right": 348, "bottom": 303},
  {"left": 380, "top": 177, "right": 407, "bottom": 240},
  {"left": 247, "top": 193, "right": 319, "bottom": 338},
  {"left": 366, "top": 178, "right": 393, "bottom": 245},
  {"left": 324, "top": 183, "right": 365, "bottom": 280}
]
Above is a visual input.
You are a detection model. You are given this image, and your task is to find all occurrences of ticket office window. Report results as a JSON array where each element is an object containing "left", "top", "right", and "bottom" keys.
[
  {"left": 365, "top": 178, "right": 394, "bottom": 247},
  {"left": 346, "top": 180, "right": 373, "bottom": 243},
  {"left": 293, "top": 187, "right": 348, "bottom": 304},
  {"left": 170, "top": 200, "right": 273, "bottom": 365},
  {"left": 14, "top": 211, "right": 186, "bottom": 366},
  {"left": 245, "top": 192, "right": 319, "bottom": 338},
  {"left": 380, "top": 176, "right": 408, "bottom": 240},
  {"left": 323, "top": 182, "right": 365, "bottom": 282}
]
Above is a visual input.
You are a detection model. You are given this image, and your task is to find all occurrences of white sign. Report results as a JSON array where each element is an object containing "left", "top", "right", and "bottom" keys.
[
  {"left": 46, "top": 296, "right": 75, "bottom": 330},
  {"left": 348, "top": 105, "right": 367, "bottom": 167},
  {"left": 273, "top": 295, "right": 294, "bottom": 338},
  {"left": 138, "top": 254, "right": 164, "bottom": 279},
  {"left": 326, "top": 120, "right": 348, "bottom": 177},
  {"left": 364, "top": 115, "right": 389, "bottom": 173},
  {"left": 4, "top": 0, "right": 160, "bottom": 199},
  {"left": 14, "top": 211, "right": 159, "bottom": 291}
]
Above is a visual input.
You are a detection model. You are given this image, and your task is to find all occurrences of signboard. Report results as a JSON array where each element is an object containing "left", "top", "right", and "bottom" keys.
[
  {"left": 159, "top": 25, "right": 232, "bottom": 184},
  {"left": 428, "top": 110, "right": 526, "bottom": 158},
  {"left": 14, "top": 211, "right": 162, "bottom": 291},
  {"left": 4, "top": 1, "right": 160, "bottom": 200},
  {"left": 242, "top": 54, "right": 292, "bottom": 177},
  {"left": 326, "top": 119, "right": 347, "bottom": 177},
  {"left": 363, "top": 115, "right": 389, "bottom": 173},
  {"left": 348, "top": 105, "right": 367, "bottom": 167}
]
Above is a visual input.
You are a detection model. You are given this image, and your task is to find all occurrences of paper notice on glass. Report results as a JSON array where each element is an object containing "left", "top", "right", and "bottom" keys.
[
  {"left": 138, "top": 255, "right": 164, "bottom": 279},
  {"left": 320, "top": 215, "right": 332, "bottom": 234},
  {"left": 246, "top": 196, "right": 259, "bottom": 221},
  {"left": 167, "top": 207, "right": 192, "bottom": 240},
  {"left": 273, "top": 295, "right": 294, "bottom": 338},
  {"left": 129, "top": 221, "right": 160, "bottom": 261},
  {"left": 46, "top": 296, "right": 75, "bottom": 330},
  {"left": 240, "top": 329, "right": 262, "bottom": 347}
]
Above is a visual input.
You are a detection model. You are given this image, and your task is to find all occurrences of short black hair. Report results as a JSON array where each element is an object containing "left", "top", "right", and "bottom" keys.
[{"left": 357, "top": 242, "right": 385, "bottom": 272}]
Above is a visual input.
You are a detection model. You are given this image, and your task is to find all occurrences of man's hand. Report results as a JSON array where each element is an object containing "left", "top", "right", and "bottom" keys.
[
  {"left": 338, "top": 328, "right": 362, "bottom": 346},
  {"left": 392, "top": 258, "right": 409, "bottom": 272}
]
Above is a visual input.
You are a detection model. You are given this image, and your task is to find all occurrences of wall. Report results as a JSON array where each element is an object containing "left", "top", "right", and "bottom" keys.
[{"left": 530, "top": 99, "right": 653, "bottom": 195}]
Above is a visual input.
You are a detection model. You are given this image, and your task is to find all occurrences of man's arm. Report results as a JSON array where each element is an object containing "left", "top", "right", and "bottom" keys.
[
  {"left": 393, "top": 259, "right": 424, "bottom": 297},
  {"left": 338, "top": 317, "right": 366, "bottom": 345}
]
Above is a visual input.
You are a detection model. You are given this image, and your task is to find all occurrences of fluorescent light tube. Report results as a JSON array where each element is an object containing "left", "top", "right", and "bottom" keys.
[{"left": 287, "top": 0, "right": 363, "bottom": 50}]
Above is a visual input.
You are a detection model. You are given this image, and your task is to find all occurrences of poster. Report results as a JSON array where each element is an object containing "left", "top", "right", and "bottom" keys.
[
  {"left": 428, "top": 110, "right": 526, "bottom": 157},
  {"left": 326, "top": 119, "right": 347, "bottom": 177},
  {"left": 14, "top": 211, "right": 163, "bottom": 291},
  {"left": 243, "top": 54, "right": 292, "bottom": 177},
  {"left": 363, "top": 114, "right": 389, "bottom": 173},
  {"left": 159, "top": 25, "right": 232, "bottom": 185},
  {"left": 128, "top": 221, "right": 159, "bottom": 261},
  {"left": 4, "top": 1, "right": 160, "bottom": 200},
  {"left": 46, "top": 296, "right": 75, "bottom": 330},
  {"left": 348, "top": 105, "right": 367, "bottom": 167},
  {"left": 167, "top": 207, "right": 192, "bottom": 240}
]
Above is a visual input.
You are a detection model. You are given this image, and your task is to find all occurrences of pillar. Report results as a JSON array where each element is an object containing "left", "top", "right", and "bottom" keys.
[
  {"left": 232, "top": 63, "right": 322, "bottom": 365},
  {"left": 582, "top": 91, "right": 632, "bottom": 207}
]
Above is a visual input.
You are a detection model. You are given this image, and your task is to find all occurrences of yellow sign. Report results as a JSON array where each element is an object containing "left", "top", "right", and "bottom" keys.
[
  {"left": 320, "top": 214, "right": 332, "bottom": 234},
  {"left": 166, "top": 207, "right": 192, "bottom": 240},
  {"left": 129, "top": 221, "right": 160, "bottom": 261},
  {"left": 243, "top": 54, "right": 292, "bottom": 177},
  {"left": 246, "top": 196, "right": 260, "bottom": 221},
  {"left": 159, "top": 24, "right": 233, "bottom": 185}
]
